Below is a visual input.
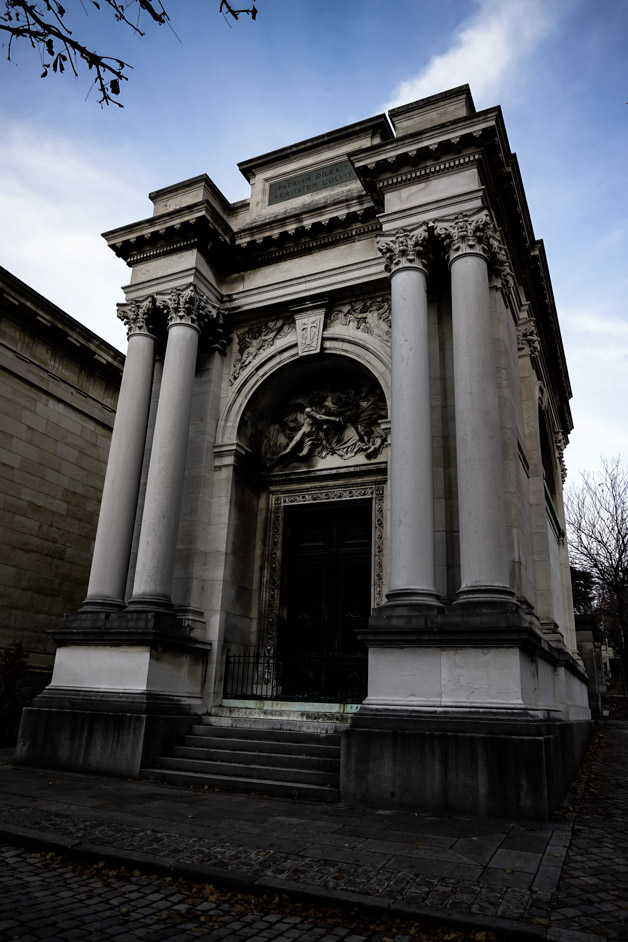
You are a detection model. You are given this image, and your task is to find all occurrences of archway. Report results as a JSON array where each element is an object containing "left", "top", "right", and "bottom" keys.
[{"left": 223, "top": 353, "right": 388, "bottom": 705}]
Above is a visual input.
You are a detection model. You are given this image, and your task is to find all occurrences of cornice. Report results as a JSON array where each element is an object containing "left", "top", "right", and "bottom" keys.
[
  {"left": 527, "top": 243, "right": 573, "bottom": 435},
  {"left": 103, "top": 203, "right": 233, "bottom": 265},
  {"left": 0, "top": 266, "right": 124, "bottom": 372}
]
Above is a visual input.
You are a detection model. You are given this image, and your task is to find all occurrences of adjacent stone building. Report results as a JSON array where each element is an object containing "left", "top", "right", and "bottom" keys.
[
  {"left": 0, "top": 267, "right": 123, "bottom": 692},
  {"left": 17, "top": 86, "right": 592, "bottom": 818}
]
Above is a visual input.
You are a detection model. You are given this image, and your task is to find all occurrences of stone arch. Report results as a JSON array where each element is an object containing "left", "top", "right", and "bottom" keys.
[{"left": 216, "top": 334, "right": 391, "bottom": 450}]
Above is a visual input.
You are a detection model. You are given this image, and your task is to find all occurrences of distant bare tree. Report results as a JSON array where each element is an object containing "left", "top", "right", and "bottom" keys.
[
  {"left": 1, "top": 0, "right": 257, "bottom": 107},
  {"left": 566, "top": 457, "right": 628, "bottom": 686}
]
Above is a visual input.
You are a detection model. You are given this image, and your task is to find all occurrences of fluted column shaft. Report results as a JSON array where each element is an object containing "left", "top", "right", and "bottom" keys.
[
  {"left": 378, "top": 227, "right": 440, "bottom": 608},
  {"left": 84, "top": 301, "right": 156, "bottom": 610},
  {"left": 438, "top": 212, "right": 513, "bottom": 603},
  {"left": 129, "top": 288, "right": 212, "bottom": 609}
]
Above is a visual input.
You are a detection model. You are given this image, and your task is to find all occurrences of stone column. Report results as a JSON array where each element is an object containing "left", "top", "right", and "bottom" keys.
[
  {"left": 128, "top": 287, "right": 213, "bottom": 610},
  {"left": 436, "top": 211, "right": 514, "bottom": 604},
  {"left": 83, "top": 298, "right": 156, "bottom": 610},
  {"left": 377, "top": 226, "right": 440, "bottom": 608}
]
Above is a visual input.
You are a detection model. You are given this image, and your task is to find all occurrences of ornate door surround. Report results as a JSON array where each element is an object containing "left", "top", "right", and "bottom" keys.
[{"left": 259, "top": 476, "right": 385, "bottom": 654}]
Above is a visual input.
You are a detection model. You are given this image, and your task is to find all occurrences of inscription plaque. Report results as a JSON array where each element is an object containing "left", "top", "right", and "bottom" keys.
[{"left": 268, "top": 159, "right": 358, "bottom": 206}]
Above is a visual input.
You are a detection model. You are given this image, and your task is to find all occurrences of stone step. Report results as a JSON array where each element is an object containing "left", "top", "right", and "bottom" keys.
[
  {"left": 192, "top": 724, "right": 342, "bottom": 746},
  {"left": 140, "top": 767, "right": 339, "bottom": 802},
  {"left": 173, "top": 745, "right": 339, "bottom": 771},
  {"left": 182, "top": 733, "right": 340, "bottom": 758},
  {"left": 155, "top": 755, "right": 339, "bottom": 786},
  {"left": 206, "top": 710, "right": 351, "bottom": 734}
]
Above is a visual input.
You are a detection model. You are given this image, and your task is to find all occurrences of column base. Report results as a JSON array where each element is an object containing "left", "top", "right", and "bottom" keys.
[
  {"left": 81, "top": 596, "right": 127, "bottom": 613},
  {"left": 126, "top": 593, "right": 175, "bottom": 611},
  {"left": 385, "top": 587, "right": 443, "bottom": 611},
  {"left": 455, "top": 584, "right": 516, "bottom": 605}
]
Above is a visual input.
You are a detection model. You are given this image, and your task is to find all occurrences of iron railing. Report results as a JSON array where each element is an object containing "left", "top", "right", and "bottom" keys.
[{"left": 223, "top": 647, "right": 367, "bottom": 704}]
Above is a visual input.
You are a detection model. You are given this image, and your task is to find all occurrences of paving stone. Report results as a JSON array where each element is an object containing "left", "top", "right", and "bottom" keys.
[{"left": 488, "top": 848, "right": 543, "bottom": 873}]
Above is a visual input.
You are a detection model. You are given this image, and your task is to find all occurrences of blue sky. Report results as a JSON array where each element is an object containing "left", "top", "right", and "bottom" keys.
[{"left": 0, "top": 0, "right": 626, "bottom": 479}]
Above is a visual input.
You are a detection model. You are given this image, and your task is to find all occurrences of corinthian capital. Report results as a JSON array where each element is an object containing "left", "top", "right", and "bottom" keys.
[
  {"left": 434, "top": 210, "right": 492, "bottom": 263},
  {"left": 377, "top": 225, "right": 430, "bottom": 275},
  {"left": 117, "top": 296, "right": 157, "bottom": 338},
  {"left": 435, "top": 210, "right": 515, "bottom": 293},
  {"left": 159, "top": 285, "right": 219, "bottom": 332}
]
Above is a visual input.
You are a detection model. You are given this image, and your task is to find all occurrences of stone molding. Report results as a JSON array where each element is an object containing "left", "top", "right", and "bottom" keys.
[{"left": 377, "top": 225, "right": 430, "bottom": 275}]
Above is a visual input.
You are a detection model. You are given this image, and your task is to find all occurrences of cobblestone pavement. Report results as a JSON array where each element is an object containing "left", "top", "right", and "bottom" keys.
[
  {"left": 2, "top": 728, "right": 628, "bottom": 942},
  {"left": 550, "top": 722, "right": 628, "bottom": 940},
  {"left": 0, "top": 843, "right": 495, "bottom": 942}
]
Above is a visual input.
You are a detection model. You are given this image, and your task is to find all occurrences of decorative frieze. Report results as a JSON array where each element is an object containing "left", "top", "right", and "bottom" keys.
[
  {"left": 377, "top": 225, "right": 430, "bottom": 274},
  {"left": 230, "top": 316, "right": 295, "bottom": 384},
  {"left": 327, "top": 296, "right": 391, "bottom": 342}
]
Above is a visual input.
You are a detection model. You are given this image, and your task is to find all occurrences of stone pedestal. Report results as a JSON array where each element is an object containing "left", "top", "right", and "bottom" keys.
[
  {"left": 342, "top": 603, "right": 592, "bottom": 819},
  {"left": 16, "top": 610, "right": 210, "bottom": 776}
]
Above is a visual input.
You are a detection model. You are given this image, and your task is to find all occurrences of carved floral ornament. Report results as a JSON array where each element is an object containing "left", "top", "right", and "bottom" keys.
[
  {"left": 517, "top": 316, "right": 541, "bottom": 359},
  {"left": 377, "top": 211, "right": 515, "bottom": 293},
  {"left": 377, "top": 224, "right": 430, "bottom": 274},
  {"left": 554, "top": 430, "right": 568, "bottom": 483},
  {"left": 230, "top": 295, "right": 392, "bottom": 386},
  {"left": 117, "top": 285, "right": 228, "bottom": 350}
]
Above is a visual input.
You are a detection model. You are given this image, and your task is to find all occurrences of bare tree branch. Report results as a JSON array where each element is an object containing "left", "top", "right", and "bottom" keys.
[
  {"left": 1, "top": 1, "right": 256, "bottom": 106},
  {"left": 566, "top": 457, "right": 628, "bottom": 681}
]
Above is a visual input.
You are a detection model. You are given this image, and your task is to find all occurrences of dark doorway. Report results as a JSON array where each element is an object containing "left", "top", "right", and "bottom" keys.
[{"left": 276, "top": 499, "right": 371, "bottom": 701}]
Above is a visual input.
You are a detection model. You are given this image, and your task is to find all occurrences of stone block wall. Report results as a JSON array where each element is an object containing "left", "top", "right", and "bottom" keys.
[{"left": 0, "top": 267, "right": 123, "bottom": 692}]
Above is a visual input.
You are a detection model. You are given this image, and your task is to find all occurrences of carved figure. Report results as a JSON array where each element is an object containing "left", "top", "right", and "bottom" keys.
[
  {"left": 328, "top": 296, "right": 391, "bottom": 341},
  {"left": 270, "top": 407, "right": 343, "bottom": 468},
  {"left": 231, "top": 317, "right": 294, "bottom": 383},
  {"left": 263, "top": 384, "right": 386, "bottom": 469}
]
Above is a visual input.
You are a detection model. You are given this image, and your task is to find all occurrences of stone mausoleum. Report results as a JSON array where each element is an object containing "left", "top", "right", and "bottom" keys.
[{"left": 18, "top": 86, "right": 592, "bottom": 819}]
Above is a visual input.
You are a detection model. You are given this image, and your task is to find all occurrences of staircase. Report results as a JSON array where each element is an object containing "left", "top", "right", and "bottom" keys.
[{"left": 141, "top": 715, "right": 344, "bottom": 801}]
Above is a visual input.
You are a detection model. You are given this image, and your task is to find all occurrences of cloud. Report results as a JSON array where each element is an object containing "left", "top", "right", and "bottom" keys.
[
  {"left": 0, "top": 119, "right": 149, "bottom": 351},
  {"left": 558, "top": 305, "right": 628, "bottom": 476},
  {"left": 385, "top": 0, "right": 561, "bottom": 111}
]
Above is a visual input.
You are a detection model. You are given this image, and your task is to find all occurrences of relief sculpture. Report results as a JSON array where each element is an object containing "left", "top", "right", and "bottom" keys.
[
  {"left": 230, "top": 317, "right": 295, "bottom": 384},
  {"left": 327, "top": 296, "right": 391, "bottom": 342},
  {"left": 263, "top": 384, "right": 387, "bottom": 470}
]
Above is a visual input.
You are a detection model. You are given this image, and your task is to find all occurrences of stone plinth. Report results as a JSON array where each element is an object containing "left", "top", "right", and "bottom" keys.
[
  {"left": 340, "top": 603, "right": 593, "bottom": 819},
  {"left": 16, "top": 610, "right": 210, "bottom": 777}
]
